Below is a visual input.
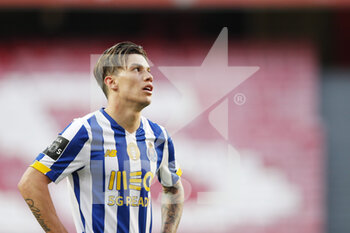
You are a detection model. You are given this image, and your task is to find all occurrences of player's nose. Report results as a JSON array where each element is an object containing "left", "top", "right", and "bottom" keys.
[{"left": 144, "top": 71, "right": 153, "bottom": 82}]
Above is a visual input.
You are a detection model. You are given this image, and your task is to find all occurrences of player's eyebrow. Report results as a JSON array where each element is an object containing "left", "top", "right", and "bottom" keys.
[{"left": 129, "top": 63, "right": 151, "bottom": 71}]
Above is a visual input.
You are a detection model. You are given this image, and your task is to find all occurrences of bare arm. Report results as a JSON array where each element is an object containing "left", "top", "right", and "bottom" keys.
[
  {"left": 161, "top": 180, "right": 184, "bottom": 233},
  {"left": 18, "top": 167, "right": 68, "bottom": 233}
]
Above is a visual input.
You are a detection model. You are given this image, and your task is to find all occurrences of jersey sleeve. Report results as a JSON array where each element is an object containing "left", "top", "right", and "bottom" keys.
[
  {"left": 30, "top": 119, "right": 90, "bottom": 184},
  {"left": 157, "top": 132, "right": 182, "bottom": 187}
]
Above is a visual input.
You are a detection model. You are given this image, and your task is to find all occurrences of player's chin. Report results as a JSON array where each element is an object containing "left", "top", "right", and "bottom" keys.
[
  {"left": 140, "top": 98, "right": 151, "bottom": 108},
  {"left": 144, "top": 98, "right": 152, "bottom": 106}
]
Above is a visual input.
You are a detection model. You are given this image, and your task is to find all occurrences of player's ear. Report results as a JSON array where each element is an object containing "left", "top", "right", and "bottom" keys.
[{"left": 104, "top": 76, "right": 118, "bottom": 91}]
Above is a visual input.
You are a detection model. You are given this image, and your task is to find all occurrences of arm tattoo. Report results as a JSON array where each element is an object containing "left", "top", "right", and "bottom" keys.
[
  {"left": 161, "top": 182, "right": 184, "bottom": 233},
  {"left": 25, "top": 199, "right": 51, "bottom": 232}
]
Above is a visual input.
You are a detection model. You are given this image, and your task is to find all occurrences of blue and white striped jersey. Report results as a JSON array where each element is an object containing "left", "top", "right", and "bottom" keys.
[{"left": 31, "top": 108, "right": 182, "bottom": 233}]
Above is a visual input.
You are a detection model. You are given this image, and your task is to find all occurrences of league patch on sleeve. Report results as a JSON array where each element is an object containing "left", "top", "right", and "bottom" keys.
[{"left": 43, "top": 136, "right": 70, "bottom": 161}]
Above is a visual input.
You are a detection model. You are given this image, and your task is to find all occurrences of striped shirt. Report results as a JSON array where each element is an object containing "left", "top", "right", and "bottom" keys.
[{"left": 31, "top": 108, "right": 182, "bottom": 233}]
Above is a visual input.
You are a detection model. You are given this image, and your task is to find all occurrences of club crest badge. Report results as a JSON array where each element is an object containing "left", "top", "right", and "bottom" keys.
[
  {"left": 147, "top": 142, "right": 157, "bottom": 162},
  {"left": 127, "top": 142, "right": 140, "bottom": 161}
]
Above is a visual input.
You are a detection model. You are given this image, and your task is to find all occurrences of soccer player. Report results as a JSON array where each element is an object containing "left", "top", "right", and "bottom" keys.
[{"left": 18, "top": 42, "right": 184, "bottom": 233}]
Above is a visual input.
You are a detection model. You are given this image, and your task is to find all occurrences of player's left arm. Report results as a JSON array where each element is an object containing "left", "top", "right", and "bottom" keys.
[{"left": 161, "top": 180, "right": 184, "bottom": 233}]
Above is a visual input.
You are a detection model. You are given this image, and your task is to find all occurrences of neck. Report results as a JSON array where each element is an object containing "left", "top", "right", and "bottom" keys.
[{"left": 105, "top": 99, "right": 142, "bottom": 133}]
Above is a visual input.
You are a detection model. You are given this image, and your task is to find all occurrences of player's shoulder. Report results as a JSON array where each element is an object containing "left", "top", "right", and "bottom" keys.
[
  {"left": 78, "top": 110, "right": 100, "bottom": 122},
  {"left": 62, "top": 110, "right": 100, "bottom": 133},
  {"left": 141, "top": 116, "right": 170, "bottom": 139}
]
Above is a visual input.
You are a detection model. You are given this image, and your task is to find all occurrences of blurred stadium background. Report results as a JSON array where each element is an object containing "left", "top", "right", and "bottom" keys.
[{"left": 0, "top": 1, "right": 349, "bottom": 233}]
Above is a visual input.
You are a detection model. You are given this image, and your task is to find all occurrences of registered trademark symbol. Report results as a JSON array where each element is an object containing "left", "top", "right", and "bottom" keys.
[{"left": 233, "top": 93, "right": 246, "bottom": 105}]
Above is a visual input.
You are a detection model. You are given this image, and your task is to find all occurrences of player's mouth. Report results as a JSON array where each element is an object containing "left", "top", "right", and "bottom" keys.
[{"left": 142, "top": 84, "right": 153, "bottom": 94}]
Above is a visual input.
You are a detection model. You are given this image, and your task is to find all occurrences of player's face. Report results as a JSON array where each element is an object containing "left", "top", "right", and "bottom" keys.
[{"left": 114, "top": 54, "right": 153, "bottom": 108}]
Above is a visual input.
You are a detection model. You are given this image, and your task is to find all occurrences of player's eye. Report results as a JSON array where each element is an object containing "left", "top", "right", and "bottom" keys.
[{"left": 132, "top": 67, "right": 141, "bottom": 72}]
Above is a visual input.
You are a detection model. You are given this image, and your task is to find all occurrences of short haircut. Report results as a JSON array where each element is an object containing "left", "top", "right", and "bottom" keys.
[{"left": 93, "top": 41, "right": 148, "bottom": 98}]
